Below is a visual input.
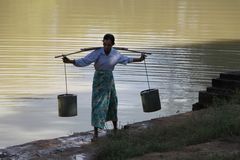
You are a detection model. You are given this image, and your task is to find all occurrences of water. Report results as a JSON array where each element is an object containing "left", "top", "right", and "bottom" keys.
[{"left": 0, "top": 0, "right": 240, "bottom": 148}]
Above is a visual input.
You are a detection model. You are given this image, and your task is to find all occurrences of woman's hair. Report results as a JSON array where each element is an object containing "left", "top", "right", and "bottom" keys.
[{"left": 103, "top": 33, "right": 115, "bottom": 45}]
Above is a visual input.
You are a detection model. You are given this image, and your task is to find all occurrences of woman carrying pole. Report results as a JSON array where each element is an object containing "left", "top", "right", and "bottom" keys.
[{"left": 62, "top": 33, "right": 145, "bottom": 140}]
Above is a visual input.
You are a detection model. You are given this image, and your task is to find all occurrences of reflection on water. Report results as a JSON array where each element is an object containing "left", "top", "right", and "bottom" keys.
[{"left": 0, "top": 0, "right": 240, "bottom": 148}]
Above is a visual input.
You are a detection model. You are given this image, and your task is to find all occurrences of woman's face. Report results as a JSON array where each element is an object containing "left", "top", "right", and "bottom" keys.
[{"left": 103, "top": 39, "right": 113, "bottom": 54}]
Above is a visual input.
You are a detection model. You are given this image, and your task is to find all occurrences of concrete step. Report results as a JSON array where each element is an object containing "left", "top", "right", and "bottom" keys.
[
  {"left": 198, "top": 91, "right": 231, "bottom": 105},
  {"left": 212, "top": 78, "right": 240, "bottom": 90},
  {"left": 192, "top": 102, "right": 207, "bottom": 111},
  {"left": 206, "top": 87, "right": 236, "bottom": 95},
  {"left": 220, "top": 71, "right": 240, "bottom": 81},
  {"left": 192, "top": 71, "right": 240, "bottom": 112}
]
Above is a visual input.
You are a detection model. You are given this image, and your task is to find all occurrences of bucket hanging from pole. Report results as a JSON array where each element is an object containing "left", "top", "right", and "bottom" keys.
[
  {"left": 58, "top": 94, "right": 77, "bottom": 117},
  {"left": 141, "top": 89, "right": 161, "bottom": 112},
  {"left": 140, "top": 57, "right": 161, "bottom": 112},
  {"left": 57, "top": 63, "right": 77, "bottom": 117}
]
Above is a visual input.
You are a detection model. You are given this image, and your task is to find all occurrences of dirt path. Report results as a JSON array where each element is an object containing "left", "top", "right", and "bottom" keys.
[{"left": 129, "top": 136, "right": 240, "bottom": 160}]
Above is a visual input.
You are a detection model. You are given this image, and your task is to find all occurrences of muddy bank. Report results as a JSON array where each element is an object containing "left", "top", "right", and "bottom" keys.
[
  {"left": 0, "top": 130, "right": 96, "bottom": 160},
  {"left": 1, "top": 109, "right": 240, "bottom": 160},
  {"left": 0, "top": 111, "right": 194, "bottom": 160}
]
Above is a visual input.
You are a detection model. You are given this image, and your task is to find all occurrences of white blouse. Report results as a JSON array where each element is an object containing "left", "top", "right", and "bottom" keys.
[{"left": 74, "top": 48, "right": 133, "bottom": 71}]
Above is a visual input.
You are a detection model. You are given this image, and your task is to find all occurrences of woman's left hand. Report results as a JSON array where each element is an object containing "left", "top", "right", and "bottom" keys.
[
  {"left": 139, "top": 53, "right": 146, "bottom": 61},
  {"left": 132, "top": 53, "right": 147, "bottom": 62}
]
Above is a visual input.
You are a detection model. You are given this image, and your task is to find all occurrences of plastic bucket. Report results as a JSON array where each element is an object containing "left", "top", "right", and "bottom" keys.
[
  {"left": 58, "top": 94, "right": 77, "bottom": 117},
  {"left": 140, "top": 89, "right": 161, "bottom": 112}
]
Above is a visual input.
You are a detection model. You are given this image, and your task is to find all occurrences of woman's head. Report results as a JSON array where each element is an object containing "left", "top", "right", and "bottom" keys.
[
  {"left": 103, "top": 34, "right": 115, "bottom": 54},
  {"left": 103, "top": 33, "right": 115, "bottom": 45}
]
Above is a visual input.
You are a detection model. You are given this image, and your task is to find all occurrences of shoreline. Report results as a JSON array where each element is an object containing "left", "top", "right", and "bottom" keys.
[
  {"left": 0, "top": 111, "right": 192, "bottom": 160},
  {"left": 1, "top": 107, "right": 240, "bottom": 160}
]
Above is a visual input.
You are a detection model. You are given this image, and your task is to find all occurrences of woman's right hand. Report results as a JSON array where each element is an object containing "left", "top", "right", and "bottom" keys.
[{"left": 62, "top": 56, "right": 73, "bottom": 63}]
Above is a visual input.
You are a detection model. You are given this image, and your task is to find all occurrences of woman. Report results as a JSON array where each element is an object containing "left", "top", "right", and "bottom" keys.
[{"left": 62, "top": 34, "right": 145, "bottom": 139}]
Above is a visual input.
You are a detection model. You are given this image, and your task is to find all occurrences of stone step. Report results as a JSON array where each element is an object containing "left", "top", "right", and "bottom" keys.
[
  {"left": 212, "top": 78, "right": 240, "bottom": 90},
  {"left": 192, "top": 71, "right": 240, "bottom": 111},
  {"left": 192, "top": 102, "right": 207, "bottom": 111},
  {"left": 206, "top": 87, "right": 236, "bottom": 95},
  {"left": 198, "top": 91, "right": 231, "bottom": 105},
  {"left": 220, "top": 71, "right": 240, "bottom": 81}
]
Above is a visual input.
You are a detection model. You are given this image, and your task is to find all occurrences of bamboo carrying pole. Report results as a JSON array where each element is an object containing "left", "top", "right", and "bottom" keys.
[{"left": 55, "top": 47, "right": 152, "bottom": 58}]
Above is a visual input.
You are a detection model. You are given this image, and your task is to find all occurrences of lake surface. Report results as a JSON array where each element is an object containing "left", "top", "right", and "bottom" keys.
[{"left": 0, "top": 0, "right": 240, "bottom": 148}]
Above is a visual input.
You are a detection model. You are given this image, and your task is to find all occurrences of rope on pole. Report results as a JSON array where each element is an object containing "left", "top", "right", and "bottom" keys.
[
  {"left": 64, "top": 63, "right": 68, "bottom": 94},
  {"left": 143, "top": 59, "right": 151, "bottom": 90}
]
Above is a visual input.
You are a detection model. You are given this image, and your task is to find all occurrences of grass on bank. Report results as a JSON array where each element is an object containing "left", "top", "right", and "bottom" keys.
[
  {"left": 176, "top": 152, "right": 240, "bottom": 160},
  {"left": 93, "top": 94, "right": 240, "bottom": 160}
]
